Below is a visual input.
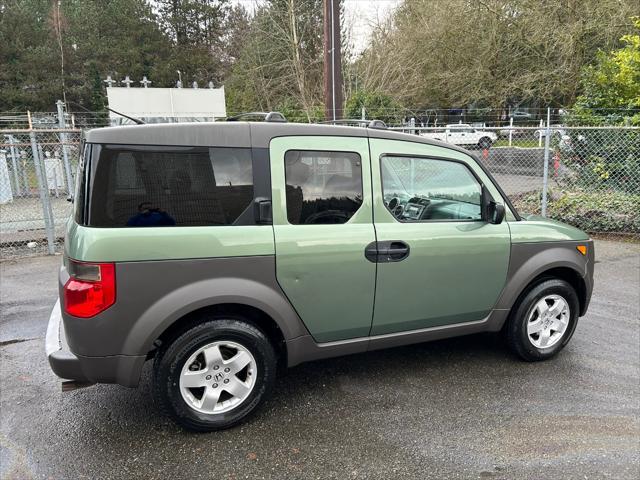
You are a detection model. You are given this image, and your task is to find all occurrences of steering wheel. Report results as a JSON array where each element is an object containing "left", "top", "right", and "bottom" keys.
[{"left": 303, "top": 210, "right": 350, "bottom": 224}]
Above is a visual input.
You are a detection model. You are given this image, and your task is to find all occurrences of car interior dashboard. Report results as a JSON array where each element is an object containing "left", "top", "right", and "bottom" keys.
[{"left": 384, "top": 195, "right": 481, "bottom": 221}]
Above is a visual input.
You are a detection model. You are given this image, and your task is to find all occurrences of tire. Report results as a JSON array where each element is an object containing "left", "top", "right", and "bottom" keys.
[
  {"left": 506, "top": 278, "right": 579, "bottom": 362},
  {"left": 153, "top": 317, "right": 277, "bottom": 432},
  {"left": 478, "top": 137, "right": 493, "bottom": 149}
]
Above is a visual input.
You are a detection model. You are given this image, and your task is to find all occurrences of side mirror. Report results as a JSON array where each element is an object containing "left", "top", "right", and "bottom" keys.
[
  {"left": 487, "top": 201, "right": 505, "bottom": 224},
  {"left": 481, "top": 185, "right": 505, "bottom": 224},
  {"left": 253, "top": 197, "right": 272, "bottom": 224}
]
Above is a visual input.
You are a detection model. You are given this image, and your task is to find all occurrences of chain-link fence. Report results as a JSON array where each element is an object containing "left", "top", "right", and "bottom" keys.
[
  {"left": 1, "top": 121, "right": 638, "bottom": 258},
  {"left": 390, "top": 125, "right": 640, "bottom": 239},
  {"left": 0, "top": 128, "right": 81, "bottom": 257}
]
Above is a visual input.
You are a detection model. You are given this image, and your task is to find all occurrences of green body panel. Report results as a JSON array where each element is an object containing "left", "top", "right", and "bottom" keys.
[
  {"left": 368, "top": 139, "right": 512, "bottom": 335},
  {"left": 65, "top": 220, "right": 275, "bottom": 262},
  {"left": 509, "top": 215, "right": 590, "bottom": 243},
  {"left": 270, "top": 136, "right": 376, "bottom": 343}
]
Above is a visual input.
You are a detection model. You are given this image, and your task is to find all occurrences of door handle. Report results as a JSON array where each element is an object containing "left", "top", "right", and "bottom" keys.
[
  {"left": 364, "top": 242, "right": 378, "bottom": 263},
  {"left": 381, "top": 241, "right": 410, "bottom": 262},
  {"left": 364, "top": 241, "right": 410, "bottom": 263}
]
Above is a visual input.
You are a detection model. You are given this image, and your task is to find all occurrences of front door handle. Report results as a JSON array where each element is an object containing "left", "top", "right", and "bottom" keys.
[
  {"left": 380, "top": 241, "right": 410, "bottom": 262},
  {"left": 364, "top": 241, "right": 410, "bottom": 263}
]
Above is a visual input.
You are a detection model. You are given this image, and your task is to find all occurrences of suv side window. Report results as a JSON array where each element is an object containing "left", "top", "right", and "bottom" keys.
[
  {"left": 88, "top": 145, "right": 253, "bottom": 227},
  {"left": 74, "top": 142, "right": 89, "bottom": 224},
  {"left": 381, "top": 156, "right": 482, "bottom": 221},
  {"left": 285, "top": 150, "right": 363, "bottom": 224}
]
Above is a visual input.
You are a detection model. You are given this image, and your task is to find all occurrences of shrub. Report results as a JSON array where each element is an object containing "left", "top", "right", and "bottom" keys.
[
  {"left": 345, "top": 90, "right": 405, "bottom": 125},
  {"left": 512, "top": 189, "right": 640, "bottom": 235}
]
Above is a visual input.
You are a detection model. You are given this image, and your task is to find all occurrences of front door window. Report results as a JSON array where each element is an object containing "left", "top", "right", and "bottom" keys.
[{"left": 381, "top": 156, "right": 482, "bottom": 222}]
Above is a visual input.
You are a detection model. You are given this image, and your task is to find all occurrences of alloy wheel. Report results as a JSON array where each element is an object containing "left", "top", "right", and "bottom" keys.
[
  {"left": 526, "top": 294, "right": 570, "bottom": 349},
  {"left": 179, "top": 341, "right": 257, "bottom": 414}
]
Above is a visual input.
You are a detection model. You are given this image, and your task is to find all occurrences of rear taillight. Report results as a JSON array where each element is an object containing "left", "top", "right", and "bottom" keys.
[{"left": 63, "top": 260, "right": 116, "bottom": 318}]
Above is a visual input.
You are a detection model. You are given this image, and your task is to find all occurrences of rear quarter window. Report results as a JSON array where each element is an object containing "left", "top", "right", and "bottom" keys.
[
  {"left": 87, "top": 145, "right": 254, "bottom": 227},
  {"left": 74, "top": 142, "right": 89, "bottom": 224}
]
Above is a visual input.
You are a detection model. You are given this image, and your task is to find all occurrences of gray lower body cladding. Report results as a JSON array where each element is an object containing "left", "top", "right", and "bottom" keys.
[
  {"left": 498, "top": 240, "right": 594, "bottom": 316},
  {"left": 286, "top": 309, "right": 510, "bottom": 366},
  {"left": 59, "top": 255, "right": 309, "bottom": 359},
  {"left": 47, "top": 299, "right": 146, "bottom": 387}
]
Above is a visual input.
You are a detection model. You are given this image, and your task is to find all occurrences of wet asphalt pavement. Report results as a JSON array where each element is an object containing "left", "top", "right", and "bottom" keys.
[{"left": 1, "top": 240, "right": 638, "bottom": 480}]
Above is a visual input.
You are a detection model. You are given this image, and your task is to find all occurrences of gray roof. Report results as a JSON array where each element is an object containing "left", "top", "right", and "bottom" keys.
[{"left": 85, "top": 121, "right": 470, "bottom": 155}]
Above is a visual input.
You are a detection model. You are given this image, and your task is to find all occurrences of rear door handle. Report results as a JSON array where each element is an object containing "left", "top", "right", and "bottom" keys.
[
  {"left": 364, "top": 242, "right": 379, "bottom": 263},
  {"left": 365, "top": 241, "right": 410, "bottom": 263}
]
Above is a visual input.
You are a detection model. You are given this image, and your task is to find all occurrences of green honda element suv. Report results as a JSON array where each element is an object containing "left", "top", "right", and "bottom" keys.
[{"left": 46, "top": 119, "right": 594, "bottom": 431}]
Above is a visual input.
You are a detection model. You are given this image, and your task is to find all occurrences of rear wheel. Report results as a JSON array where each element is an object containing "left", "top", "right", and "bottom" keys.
[
  {"left": 153, "top": 317, "right": 277, "bottom": 431},
  {"left": 506, "top": 279, "right": 579, "bottom": 361}
]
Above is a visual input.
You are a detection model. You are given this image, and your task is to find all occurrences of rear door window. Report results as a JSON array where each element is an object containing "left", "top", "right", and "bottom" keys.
[
  {"left": 87, "top": 145, "right": 253, "bottom": 227},
  {"left": 284, "top": 150, "right": 363, "bottom": 224}
]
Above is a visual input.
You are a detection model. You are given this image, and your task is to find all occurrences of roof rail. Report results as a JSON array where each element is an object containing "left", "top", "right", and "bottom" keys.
[
  {"left": 226, "top": 111, "right": 287, "bottom": 123},
  {"left": 317, "top": 119, "right": 388, "bottom": 129},
  {"left": 318, "top": 119, "right": 365, "bottom": 125}
]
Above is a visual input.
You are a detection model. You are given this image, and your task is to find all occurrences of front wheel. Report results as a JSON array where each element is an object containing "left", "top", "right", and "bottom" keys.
[
  {"left": 153, "top": 318, "right": 277, "bottom": 431},
  {"left": 506, "top": 279, "right": 579, "bottom": 361}
]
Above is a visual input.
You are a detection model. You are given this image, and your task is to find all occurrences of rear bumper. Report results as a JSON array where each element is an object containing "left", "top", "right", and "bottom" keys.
[{"left": 46, "top": 300, "right": 146, "bottom": 388}]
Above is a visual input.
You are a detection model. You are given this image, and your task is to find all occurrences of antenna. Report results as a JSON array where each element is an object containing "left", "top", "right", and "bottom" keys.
[
  {"left": 67, "top": 100, "right": 145, "bottom": 125},
  {"left": 105, "top": 107, "right": 145, "bottom": 125}
]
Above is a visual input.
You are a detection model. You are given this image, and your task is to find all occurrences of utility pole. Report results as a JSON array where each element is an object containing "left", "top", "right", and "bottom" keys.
[{"left": 323, "top": 0, "right": 343, "bottom": 122}]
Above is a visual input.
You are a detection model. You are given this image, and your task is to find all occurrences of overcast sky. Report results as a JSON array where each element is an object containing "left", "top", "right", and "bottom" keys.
[
  {"left": 343, "top": 0, "right": 401, "bottom": 54},
  {"left": 231, "top": 0, "right": 401, "bottom": 55}
]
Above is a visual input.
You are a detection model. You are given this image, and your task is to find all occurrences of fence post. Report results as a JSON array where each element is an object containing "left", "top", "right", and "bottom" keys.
[
  {"left": 56, "top": 100, "right": 74, "bottom": 195},
  {"left": 39, "top": 145, "right": 59, "bottom": 198},
  {"left": 20, "top": 150, "right": 30, "bottom": 196},
  {"left": 538, "top": 119, "right": 544, "bottom": 147},
  {"left": 30, "top": 129, "right": 56, "bottom": 254},
  {"left": 508, "top": 117, "right": 513, "bottom": 147},
  {"left": 7, "top": 135, "right": 21, "bottom": 196},
  {"left": 541, "top": 107, "right": 551, "bottom": 217}
]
